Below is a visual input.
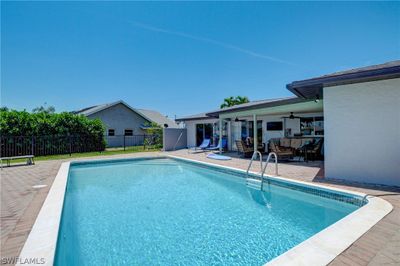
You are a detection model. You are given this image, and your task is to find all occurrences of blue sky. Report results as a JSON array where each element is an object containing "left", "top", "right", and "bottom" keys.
[{"left": 2, "top": 1, "right": 399, "bottom": 118}]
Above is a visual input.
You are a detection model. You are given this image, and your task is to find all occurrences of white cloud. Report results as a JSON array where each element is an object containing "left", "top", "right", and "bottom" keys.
[{"left": 128, "top": 21, "right": 295, "bottom": 65}]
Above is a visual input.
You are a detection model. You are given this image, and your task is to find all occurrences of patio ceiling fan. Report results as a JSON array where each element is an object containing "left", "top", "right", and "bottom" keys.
[
  {"left": 281, "top": 112, "right": 301, "bottom": 119},
  {"left": 234, "top": 117, "right": 247, "bottom": 122}
]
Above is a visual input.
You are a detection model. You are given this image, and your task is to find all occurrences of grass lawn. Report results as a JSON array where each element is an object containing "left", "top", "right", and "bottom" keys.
[{"left": 4, "top": 146, "right": 160, "bottom": 165}]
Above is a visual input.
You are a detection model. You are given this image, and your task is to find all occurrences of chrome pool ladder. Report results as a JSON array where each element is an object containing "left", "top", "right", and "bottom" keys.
[
  {"left": 246, "top": 151, "right": 278, "bottom": 191},
  {"left": 260, "top": 152, "right": 278, "bottom": 191},
  {"left": 246, "top": 151, "right": 263, "bottom": 178}
]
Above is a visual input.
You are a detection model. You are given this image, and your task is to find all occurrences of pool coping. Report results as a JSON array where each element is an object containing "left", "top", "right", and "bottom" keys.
[{"left": 17, "top": 155, "right": 393, "bottom": 266}]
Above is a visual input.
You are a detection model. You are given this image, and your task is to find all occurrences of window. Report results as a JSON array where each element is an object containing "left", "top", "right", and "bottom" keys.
[
  {"left": 300, "top": 117, "right": 324, "bottom": 136},
  {"left": 124, "top": 129, "right": 133, "bottom": 136},
  {"left": 108, "top": 129, "right": 115, "bottom": 136},
  {"left": 196, "top": 124, "right": 204, "bottom": 146},
  {"left": 266, "top": 122, "right": 283, "bottom": 131},
  {"left": 241, "top": 121, "right": 248, "bottom": 140},
  {"left": 196, "top": 123, "right": 216, "bottom": 146},
  {"left": 248, "top": 120, "right": 263, "bottom": 144}
]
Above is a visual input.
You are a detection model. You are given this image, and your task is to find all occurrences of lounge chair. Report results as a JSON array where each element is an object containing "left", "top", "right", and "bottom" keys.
[
  {"left": 235, "top": 140, "right": 254, "bottom": 158},
  {"left": 269, "top": 140, "right": 294, "bottom": 160},
  {"left": 189, "top": 139, "right": 211, "bottom": 152},
  {"left": 206, "top": 138, "right": 227, "bottom": 152}
]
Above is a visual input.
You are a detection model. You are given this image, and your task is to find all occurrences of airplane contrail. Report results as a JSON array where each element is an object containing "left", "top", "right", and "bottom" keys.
[{"left": 128, "top": 21, "right": 295, "bottom": 65}]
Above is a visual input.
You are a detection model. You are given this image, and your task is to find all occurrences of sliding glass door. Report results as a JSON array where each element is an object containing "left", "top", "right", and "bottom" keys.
[
  {"left": 196, "top": 123, "right": 214, "bottom": 146},
  {"left": 248, "top": 120, "right": 263, "bottom": 144}
]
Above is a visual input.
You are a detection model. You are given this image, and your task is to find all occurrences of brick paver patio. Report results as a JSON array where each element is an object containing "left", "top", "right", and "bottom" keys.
[{"left": 1, "top": 150, "right": 399, "bottom": 265}]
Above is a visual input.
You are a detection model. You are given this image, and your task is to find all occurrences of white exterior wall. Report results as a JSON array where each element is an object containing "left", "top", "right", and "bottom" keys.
[
  {"left": 184, "top": 119, "right": 218, "bottom": 148},
  {"left": 324, "top": 78, "right": 400, "bottom": 186}
]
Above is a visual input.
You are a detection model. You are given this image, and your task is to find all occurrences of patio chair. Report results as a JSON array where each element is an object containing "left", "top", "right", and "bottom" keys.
[
  {"left": 269, "top": 140, "right": 294, "bottom": 160},
  {"left": 190, "top": 138, "right": 211, "bottom": 152},
  {"left": 235, "top": 140, "right": 254, "bottom": 158},
  {"left": 246, "top": 137, "right": 265, "bottom": 153},
  {"left": 305, "top": 138, "right": 324, "bottom": 161},
  {"left": 206, "top": 138, "right": 227, "bottom": 152}
]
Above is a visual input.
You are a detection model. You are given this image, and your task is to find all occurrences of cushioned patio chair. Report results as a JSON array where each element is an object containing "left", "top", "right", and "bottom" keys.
[
  {"left": 305, "top": 138, "right": 324, "bottom": 161},
  {"left": 269, "top": 140, "right": 294, "bottom": 160},
  {"left": 235, "top": 140, "right": 254, "bottom": 158}
]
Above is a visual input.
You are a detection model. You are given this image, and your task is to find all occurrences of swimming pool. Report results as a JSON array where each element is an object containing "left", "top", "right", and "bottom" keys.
[{"left": 53, "top": 157, "right": 365, "bottom": 265}]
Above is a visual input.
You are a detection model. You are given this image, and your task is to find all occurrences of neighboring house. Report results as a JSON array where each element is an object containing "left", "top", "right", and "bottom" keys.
[
  {"left": 136, "top": 109, "right": 179, "bottom": 129},
  {"left": 176, "top": 60, "right": 400, "bottom": 186},
  {"left": 74, "top": 100, "right": 178, "bottom": 147}
]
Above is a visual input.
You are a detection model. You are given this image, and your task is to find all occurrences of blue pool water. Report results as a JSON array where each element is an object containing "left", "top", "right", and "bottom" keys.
[{"left": 55, "top": 158, "right": 361, "bottom": 265}]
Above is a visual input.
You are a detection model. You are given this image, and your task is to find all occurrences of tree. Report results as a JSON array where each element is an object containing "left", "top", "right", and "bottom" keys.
[
  {"left": 143, "top": 122, "right": 163, "bottom": 149},
  {"left": 220, "top": 96, "right": 250, "bottom": 109},
  {"left": 32, "top": 104, "right": 56, "bottom": 114}
]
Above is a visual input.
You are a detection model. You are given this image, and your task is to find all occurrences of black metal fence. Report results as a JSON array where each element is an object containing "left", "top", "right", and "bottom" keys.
[
  {"left": 104, "top": 134, "right": 162, "bottom": 150},
  {"left": 0, "top": 134, "right": 161, "bottom": 157}
]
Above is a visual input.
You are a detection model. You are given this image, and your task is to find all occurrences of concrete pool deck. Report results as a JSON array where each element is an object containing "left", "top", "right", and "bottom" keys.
[{"left": 1, "top": 150, "right": 399, "bottom": 265}]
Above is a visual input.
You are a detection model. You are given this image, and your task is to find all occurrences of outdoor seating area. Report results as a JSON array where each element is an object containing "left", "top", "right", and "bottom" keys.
[
  {"left": 234, "top": 137, "right": 324, "bottom": 161},
  {"left": 269, "top": 137, "right": 324, "bottom": 161}
]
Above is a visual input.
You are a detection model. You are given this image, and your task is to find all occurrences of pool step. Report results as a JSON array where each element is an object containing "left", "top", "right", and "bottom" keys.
[{"left": 246, "top": 178, "right": 262, "bottom": 190}]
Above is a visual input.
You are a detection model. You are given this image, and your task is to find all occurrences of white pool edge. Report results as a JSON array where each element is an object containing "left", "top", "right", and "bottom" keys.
[
  {"left": 17, "top": 162, "right": 70, "bottom": 266},
  {"left": 17, "top": 156, "right": 393, "bottom": 266}
]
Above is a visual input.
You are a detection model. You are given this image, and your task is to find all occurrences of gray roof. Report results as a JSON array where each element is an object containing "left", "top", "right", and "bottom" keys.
[
  {"left": 73, "top": 101, "right": 123, "bottom": 116},
  {"left": 175, "top": 112, "right": 213, "bottom": 122},
  {"left": 175, "top": 96, "right": 312, "bottom": 121},
  {"left": 206, "top": 96, "right": 309, "bottom": 116},
  {"left": 136, "top": 109, "right": 179, "bottom": 128},
  {"left": 287, "top": 60, "right": 400, "bottom": 99},
  {"left": 74, "top": 100, "right": 177, "bottom": 128}
]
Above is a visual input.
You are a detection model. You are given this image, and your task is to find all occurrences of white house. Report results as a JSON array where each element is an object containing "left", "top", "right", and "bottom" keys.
[
  {"left": 176, "top": 61, "right": 400, "bottom": 186},
  {"left": 287, "top": 61, "right": 400, "bottom": 186}
]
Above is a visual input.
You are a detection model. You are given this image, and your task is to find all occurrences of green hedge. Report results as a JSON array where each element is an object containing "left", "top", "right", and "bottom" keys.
[
  {"left": 0, "top": 110, "right": 106, "bottom": 156},
  {"left": 0, "top": 110, "right": 105, "bottom": 136}
]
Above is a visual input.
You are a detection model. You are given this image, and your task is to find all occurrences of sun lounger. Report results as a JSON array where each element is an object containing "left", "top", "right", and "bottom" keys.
[
  {"left": 189, "top": 139, "right": 211, "bottom": 153},
  {"left": 205, "top": 139, "right": 227, "bottom": 151}
]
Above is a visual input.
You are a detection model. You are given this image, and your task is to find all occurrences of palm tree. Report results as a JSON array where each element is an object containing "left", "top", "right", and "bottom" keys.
[{"left": 220, "top": 96, "right": 249, "bottom": 109}]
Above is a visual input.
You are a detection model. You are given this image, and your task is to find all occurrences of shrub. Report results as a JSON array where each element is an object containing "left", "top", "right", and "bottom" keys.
[{"left": 0, "top": 109, "right": 106, "bottom": 155}]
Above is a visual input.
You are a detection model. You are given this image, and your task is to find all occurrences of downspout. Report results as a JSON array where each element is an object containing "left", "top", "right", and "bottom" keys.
[
  {"left": 253, "top": 114, "right": 257, "bottom": 152},
  {"left": 219, "top": 118, "right": 223, "bottom": 153}
]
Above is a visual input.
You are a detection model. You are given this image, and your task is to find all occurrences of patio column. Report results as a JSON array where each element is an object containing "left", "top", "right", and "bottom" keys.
[
  {"left": 253, "top": 114, "right": 257, "bottom": 152},
  {"left": 219, "top": 118, "right": 223, "bottom": 153},
  {"left": 227, "top": 120, "right": 232, "bottom": 151}
]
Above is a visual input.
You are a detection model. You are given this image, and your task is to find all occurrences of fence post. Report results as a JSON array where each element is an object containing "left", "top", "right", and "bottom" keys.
[
  {"left": 69, "top": 136, "right": 72, "bottom": 156},
  {"left": 123, "top": 135, "right": 126, "bottom": 151},
  {"left": 31, "top": 136, "right": 34, "bottom": 155},
  {"left": 143, "top": 134, "right": 146, "bottom": 150}
]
